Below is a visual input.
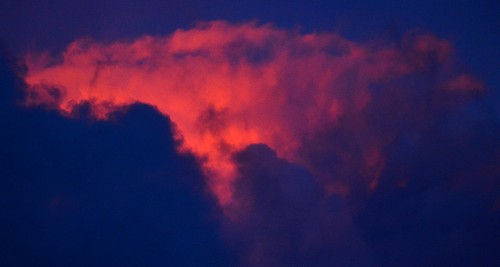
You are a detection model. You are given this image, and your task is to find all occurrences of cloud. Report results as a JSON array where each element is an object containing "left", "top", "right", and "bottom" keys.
[
  {"left": 0, "top": 47, "right": 232, "bottom": 266},
  {"left": 225, "top": 144, "right": 374, "bottom": 266},
  {"left": 24, "top": 21, "right": 483, "bottom": 209},
  {"left": 16, "top": 21, "right": 500, "bottom": 265}
]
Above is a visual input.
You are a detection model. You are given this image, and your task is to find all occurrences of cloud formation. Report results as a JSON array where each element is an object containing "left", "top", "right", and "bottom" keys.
[
  {"left": 1, "top": 20, "right": 498, "bottom": 266},
  {"left": 24, "top": 21, "right": 485, "bottom": 210}
]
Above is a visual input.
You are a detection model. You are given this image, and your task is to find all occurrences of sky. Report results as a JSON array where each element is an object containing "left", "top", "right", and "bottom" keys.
[{"left": 0, "top": 1, "right": 499, "bottom": 266}]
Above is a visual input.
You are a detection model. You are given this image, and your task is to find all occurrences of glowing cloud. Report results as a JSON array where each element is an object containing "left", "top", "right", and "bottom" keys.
[{"left": 24, "top": 21, "right": 481, "bottom": 209}]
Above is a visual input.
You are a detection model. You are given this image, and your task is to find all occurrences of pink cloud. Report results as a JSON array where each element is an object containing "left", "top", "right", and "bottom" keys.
[{"left": 24, "top": 21, "right": 478, "bottom": 212}]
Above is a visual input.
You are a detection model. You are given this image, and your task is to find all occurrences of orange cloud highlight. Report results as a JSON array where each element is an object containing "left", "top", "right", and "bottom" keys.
[{"left": 24, "top": 21, "right": 475, "bottom": 210}]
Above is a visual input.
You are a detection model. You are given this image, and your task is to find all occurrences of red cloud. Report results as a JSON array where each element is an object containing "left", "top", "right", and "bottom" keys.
[{"left": 24, "top": 21, "right": 479, "bottom": 211}]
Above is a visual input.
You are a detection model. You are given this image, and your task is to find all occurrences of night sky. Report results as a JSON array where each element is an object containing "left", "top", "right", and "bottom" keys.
[{"left": 0, "top": 1, "right": 499, "bottom": 266}]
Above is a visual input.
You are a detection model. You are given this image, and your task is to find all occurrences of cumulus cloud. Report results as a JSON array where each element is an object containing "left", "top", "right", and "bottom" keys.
[
  {"left": 24, "top": 21, "right": 483, "bottom": 209},
  {"left": 16, "top": 21, "right": 500, "bottom": 266}
]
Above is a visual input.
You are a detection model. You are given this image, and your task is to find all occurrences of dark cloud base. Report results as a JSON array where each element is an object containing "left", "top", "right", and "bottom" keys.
[{"left": 0, "top": 47, "right": 233, "bottom": 267}]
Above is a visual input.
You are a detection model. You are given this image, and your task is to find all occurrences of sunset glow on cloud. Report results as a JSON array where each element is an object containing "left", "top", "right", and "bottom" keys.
[{"left": 24, "top": 21, "right": 483, "bottom": 210}]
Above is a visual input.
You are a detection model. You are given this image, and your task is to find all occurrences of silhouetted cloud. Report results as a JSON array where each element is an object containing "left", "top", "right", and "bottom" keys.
[
  {"left": 226, "top": 144, "right": 374, "bottom": 266},
  {"left": 0, "top": 47, "right": 232, "bottom": 266}
]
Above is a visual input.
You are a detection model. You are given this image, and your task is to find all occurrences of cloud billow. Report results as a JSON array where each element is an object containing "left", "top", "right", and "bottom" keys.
[
  {"left": 24, "top": 21, "right": 487, "bottom": 208},
  {"left": 3, "top": 20, "right": 499, "bottom": 266}
]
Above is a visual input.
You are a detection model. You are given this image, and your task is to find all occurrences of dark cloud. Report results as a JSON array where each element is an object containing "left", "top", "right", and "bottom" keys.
[
  {"left": 294, "top": 40, "right": 500, "bottom": 266},
  {"left": 226, "top": 144, "right": 374, "bottom": 266},
  {"left": 352, "top": 102, "right": 500, "bottom": 266},
  {"left": 0, "top": 47, "right": 233, "bottom": 266},
  {"left": 228, "top": 124, "right": 499, "bottom": 266}
]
